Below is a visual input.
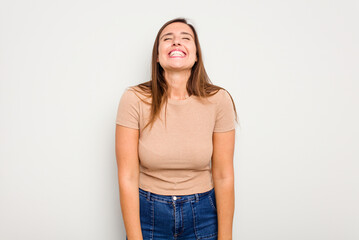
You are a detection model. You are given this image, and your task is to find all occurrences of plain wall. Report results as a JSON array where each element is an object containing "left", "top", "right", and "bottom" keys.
[{"left": 0, "top": 0, "right": 358, "bottom": 239}]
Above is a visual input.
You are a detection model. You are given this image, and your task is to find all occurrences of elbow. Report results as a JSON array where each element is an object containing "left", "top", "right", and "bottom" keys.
[
  {"left": 212, "top": 175, "right": 234, "bottom": 184},
  {"left": 212, "top": 167, "right": 234, "bottom": 181},
  {"left": 212, "top": 168, "right": 234, "bottom": 182},
  {"left": 117, "top": 168, "right": 140, "bottom": 187},
  {"left": 118, "top": 173, "right": 139, "bottom": 181},
  {"left": 118, "top": 176, "right": 139, "bottom": 191}
]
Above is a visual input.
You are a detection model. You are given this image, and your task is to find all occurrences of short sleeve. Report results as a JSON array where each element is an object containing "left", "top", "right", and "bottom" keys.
[
  {"left": 115, "top": 88, "right": 140, "bottom": 129},
  {"left": 213, "top": 89, "right": 236, "bottom": 132}
]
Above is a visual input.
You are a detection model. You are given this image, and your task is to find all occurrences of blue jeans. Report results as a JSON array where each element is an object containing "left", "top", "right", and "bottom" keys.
[{"left": 126, "top": 187, "right": 218, "bottom": 240}]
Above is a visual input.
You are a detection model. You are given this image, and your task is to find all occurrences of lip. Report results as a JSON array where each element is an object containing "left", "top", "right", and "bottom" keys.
[{"left": 168, "top": 48, "right": 186, "bottom": 58}]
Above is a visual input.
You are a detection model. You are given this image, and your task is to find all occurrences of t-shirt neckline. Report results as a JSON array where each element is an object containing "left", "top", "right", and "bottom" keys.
[{"left": 167, "top": 95, "right": 195, "bottom": 105}]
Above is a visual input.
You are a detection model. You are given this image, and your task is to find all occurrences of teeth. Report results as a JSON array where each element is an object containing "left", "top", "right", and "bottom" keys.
[{"left": 169, "top": 51, "right": 185, "bottom": 57}]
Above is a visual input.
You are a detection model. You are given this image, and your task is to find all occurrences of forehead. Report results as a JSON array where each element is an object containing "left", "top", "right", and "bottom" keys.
[{"left": 160, "top": 22, "right": 194, "bottom": 36}]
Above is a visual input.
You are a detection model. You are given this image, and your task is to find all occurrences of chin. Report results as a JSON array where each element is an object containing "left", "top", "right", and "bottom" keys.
[
  {"left": 168, "top": 66, "right": 192, "bottom": 71},
  {"left": 168, "top": 62, "right": 196, "bottom": 68}
]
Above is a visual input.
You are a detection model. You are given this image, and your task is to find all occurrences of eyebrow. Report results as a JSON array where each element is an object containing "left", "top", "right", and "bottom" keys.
[{"left": 160, "top": 32, "right": 194, "bottom": 40}]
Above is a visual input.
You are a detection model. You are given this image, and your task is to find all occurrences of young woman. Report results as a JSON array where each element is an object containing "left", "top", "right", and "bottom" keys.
[{"left": 115, "top": 17, "right": 238, "bottom": 240}]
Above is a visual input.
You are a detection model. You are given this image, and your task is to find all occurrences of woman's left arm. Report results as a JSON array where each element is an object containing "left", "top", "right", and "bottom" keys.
[{"left": 212, "top": 129, "right": 236, "bottom": 240}]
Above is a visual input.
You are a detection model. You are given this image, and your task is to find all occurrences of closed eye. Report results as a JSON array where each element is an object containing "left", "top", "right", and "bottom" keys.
[{"left": 163, "top": 37, "right": 190, "bottom": 41}]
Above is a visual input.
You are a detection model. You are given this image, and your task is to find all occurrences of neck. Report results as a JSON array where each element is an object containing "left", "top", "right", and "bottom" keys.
[{"left": 163, "top": 69, "right": 191, "bottom": 100}]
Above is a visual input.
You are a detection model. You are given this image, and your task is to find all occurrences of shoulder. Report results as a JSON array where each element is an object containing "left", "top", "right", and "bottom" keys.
[
  {"left": 217, "top": 88, "right": 231, "bottom": 98},
  {"left": 208, "top": 88, "right": 232, "bottom": 104},
  {"left": 121, "top": 86, "right": 149, "bottom": 103}
]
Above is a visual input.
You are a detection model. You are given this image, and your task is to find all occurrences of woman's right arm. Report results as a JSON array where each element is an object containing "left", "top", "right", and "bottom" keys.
[{"left": 115, "top": 124, "right": 143, "bottom": 240}]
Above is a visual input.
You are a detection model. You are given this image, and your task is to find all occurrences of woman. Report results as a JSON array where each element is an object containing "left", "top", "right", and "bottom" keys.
[{"left": 115, "top": 17, "right": 238, "bottom": 240}]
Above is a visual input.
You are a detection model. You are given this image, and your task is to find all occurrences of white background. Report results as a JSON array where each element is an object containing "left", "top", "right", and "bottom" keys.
[{"left": 0, "top": 0, "right": 358, "bottom": 239}]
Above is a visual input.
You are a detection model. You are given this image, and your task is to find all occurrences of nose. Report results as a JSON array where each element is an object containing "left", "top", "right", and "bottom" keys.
[{"left": 172, "top": 36, "right": 181, "bottom": 46}]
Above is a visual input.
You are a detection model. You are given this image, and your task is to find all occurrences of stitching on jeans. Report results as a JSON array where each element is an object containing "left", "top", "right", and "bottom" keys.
[
  {"left": 173, "top": 202, "right": 176, "bottom": 237},
  {"left": 139, "top": 192, "right": 196, "bottom": 204},
  {"left": 139, "top": 189, "right": 217, "bottom": 240},
  {"left": 151, "top": 199, "right": 154, "bottom": 240},
  {"left": 190, "top": 201, "right": 199, "bottom": 239},
  {"left": 178, "top": 202, "right": 184, "bottom": 236},
  {"left": 139, "top": 190, "right": 212, "bottom": 203},
  {"left": 195, "top": 195, "right": 218, "bottom": 240},
  {"left": 200, "top": 232, "right": 218, "bottom": 239},
  {"left": 208, "top": 195, "right": 217, "bottom": 211}
]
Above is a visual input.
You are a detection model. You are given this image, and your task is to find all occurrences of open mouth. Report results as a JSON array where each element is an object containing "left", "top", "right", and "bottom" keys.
[{"left": 168, "top": 50, "right": 186, "bottom": 58}]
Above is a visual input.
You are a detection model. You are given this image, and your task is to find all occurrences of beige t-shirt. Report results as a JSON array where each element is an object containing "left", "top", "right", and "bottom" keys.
[{"left": 116, "top": 86, "right": 236, "bottom": 195}]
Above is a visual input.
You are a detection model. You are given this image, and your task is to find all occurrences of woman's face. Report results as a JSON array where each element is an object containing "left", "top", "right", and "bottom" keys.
[{"left": 157, "top": 22, "right": 197, "bottom": 72}]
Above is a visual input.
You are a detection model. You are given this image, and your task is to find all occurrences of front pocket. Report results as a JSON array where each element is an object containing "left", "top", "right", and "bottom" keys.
[
  {"left": 191, "top": 195, "right": 218, "bottom": 239},
  {"left": 139, "top": 194, "right": 154, "bottom": 239},
  {"left": 208, "top": 193, "right": 217, "bottom": 211}
]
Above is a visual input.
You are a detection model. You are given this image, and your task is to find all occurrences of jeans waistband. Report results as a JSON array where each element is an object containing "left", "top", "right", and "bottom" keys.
[{"left": 139, "top": 188, "right": 214, "bottom": 203}]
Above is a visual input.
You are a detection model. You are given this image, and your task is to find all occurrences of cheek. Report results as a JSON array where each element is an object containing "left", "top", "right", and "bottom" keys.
[
  {"left": 158, "top": 46, "right": 169, "bottom": 58},
  {"left": 190, "top": 47, "right": 197, "bottom": 58},
  {"left": 189, "top": 44, "right": 197, "bottom": 53}
]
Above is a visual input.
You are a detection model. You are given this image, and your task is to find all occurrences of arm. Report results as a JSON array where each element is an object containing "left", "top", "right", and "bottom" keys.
[
  {"left": 115, "top": 125, "right": 143, "bottom": 240},
  {"left": 212, "top": 129, "right": 236, "bottom": 240}
]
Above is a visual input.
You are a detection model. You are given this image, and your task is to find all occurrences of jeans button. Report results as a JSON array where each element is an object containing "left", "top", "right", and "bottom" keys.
[{"left": 173, "top": 196, "right": 177, "bottom": 200}]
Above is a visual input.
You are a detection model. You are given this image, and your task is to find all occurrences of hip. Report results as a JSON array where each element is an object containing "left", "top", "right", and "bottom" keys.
[{"left": 129, "top": 187, "right": 218, "bottom": 240}]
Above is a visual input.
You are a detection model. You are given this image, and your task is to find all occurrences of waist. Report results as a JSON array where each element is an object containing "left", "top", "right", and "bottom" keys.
[{"left": 139, "top": 187, "right": 214, "bottom": 204}]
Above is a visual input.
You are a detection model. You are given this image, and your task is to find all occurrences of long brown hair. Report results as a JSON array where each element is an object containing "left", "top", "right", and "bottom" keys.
[{"left": 129, "top": 17, "right": 239, "bottom": 132}]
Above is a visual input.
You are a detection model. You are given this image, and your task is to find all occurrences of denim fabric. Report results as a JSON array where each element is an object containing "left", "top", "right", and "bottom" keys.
[{"left": 126, "top": 187, "right": 218, "bottom": 240}]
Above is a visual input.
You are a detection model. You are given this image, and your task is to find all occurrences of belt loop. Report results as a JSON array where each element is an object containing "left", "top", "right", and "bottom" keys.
[
  {"left": 146, "top": 190, "right": 151, "bottom": 201},
  {"left": 195, "top": 193, "right": 199, "bottom": 202}
]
